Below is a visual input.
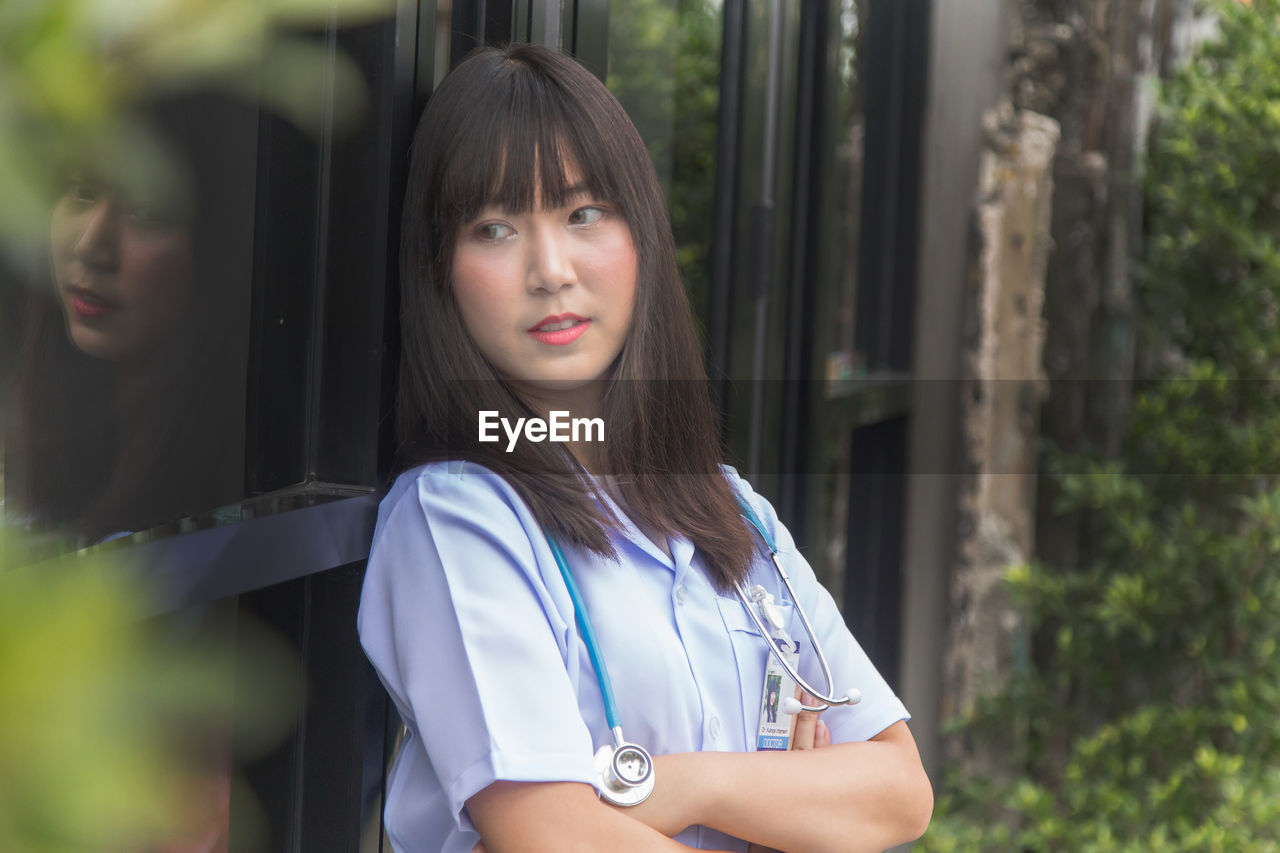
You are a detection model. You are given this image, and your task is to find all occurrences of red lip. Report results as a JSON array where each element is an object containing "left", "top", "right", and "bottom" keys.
[
  {"left": 67, "top": 286, "right": 120, "bottom": 319},
  {"left": 527, "top": 312, "right": 589, "bottom": 332},
  {"left": 527, "top": 313, "right": 590, "bottom": 346}
]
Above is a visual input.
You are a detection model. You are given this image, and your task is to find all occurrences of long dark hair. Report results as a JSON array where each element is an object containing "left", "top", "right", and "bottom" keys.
[
  {"left": 11, "top": 93, "right": 254, "bottom": 544},
  {"left": 396, "top": 45, "right": 756, "bottom": 590}
]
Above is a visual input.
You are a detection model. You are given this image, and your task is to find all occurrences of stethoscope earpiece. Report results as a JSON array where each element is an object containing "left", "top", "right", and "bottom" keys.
[{"left": 782, "top": 689, "right": 860, "bottom": 716}]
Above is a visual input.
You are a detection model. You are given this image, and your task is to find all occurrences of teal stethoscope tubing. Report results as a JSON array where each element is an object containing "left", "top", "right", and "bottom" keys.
[
  {"left": 550, "top": 527, "right": 655, "bottom": 807},
  {"left": 545, "top": 533, "right": 624, "bottom": 735},
  {"left": 546, "top": 495, "right": 854, "bottom": 735}
]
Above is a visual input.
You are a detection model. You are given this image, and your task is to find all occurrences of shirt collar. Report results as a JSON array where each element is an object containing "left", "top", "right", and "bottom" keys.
[{"left": 592, "top": 481, "right": 678, "bottom": 572}]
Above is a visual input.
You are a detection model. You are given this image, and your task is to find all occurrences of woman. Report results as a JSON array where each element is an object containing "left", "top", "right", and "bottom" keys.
[
  {"left": 11, "top": 93, "right": 254, "bottom": 544},
  {"left": 358, "top": 45, "right": 932, "bottom": 852}
]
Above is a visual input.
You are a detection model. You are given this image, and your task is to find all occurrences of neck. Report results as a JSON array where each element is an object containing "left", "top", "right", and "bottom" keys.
[
  {"left": 113, "top": 360, "right": 154, "bottom": 423},
  {"left": 510, "top": 380, "right": 607, "bottom": 475}
]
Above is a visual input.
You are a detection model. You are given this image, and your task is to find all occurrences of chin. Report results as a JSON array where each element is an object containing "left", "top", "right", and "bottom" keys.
[
  {"left": 528, "top": 378, "right": 600, "bottom": 391},
  {"left": 504, "top": 374, "right": 610, "bottom": 402},
  {"left": 66, "top": 327, "right": 140, "bottom": 363}
]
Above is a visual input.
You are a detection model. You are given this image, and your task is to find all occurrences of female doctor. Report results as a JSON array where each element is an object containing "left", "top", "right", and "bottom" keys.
[{"left": 358, "top": 44, "right": 933, "bottom": 853}]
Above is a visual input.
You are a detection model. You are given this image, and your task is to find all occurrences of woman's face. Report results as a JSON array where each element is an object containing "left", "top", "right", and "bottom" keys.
[
  {"left": 450, "top": 175, "right": 638, "bottom": 410},
  {"left": 49, "top": 178, "right": 196, "bottom": 363}
]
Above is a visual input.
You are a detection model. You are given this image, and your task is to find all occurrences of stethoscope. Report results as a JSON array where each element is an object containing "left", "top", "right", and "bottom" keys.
[{"left": 545, "top": 495, "right": 861, "bottom": 807}]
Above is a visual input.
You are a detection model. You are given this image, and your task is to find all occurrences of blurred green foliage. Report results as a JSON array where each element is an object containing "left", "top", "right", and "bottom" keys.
[
  {"left": 918, "top": 1, "right": 1280, "bottom": 849},
  {"left": 1, "top": 539, "right": 213, "bottom": 850},
  {"left": 2, "top": 5, "right": 372, "bottom": 843},
  {"left": 0, "top": 0, "right": 393, "bottom": 244},
  {"left": 0, "top": 529, "right": 301, "bottom": 852}
]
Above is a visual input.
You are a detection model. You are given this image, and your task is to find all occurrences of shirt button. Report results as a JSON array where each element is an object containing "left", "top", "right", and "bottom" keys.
[
  {"left": 674, "top": 583, "right": 688, "bottom": 605},
  {"left": 709, "top": 716, "right": 721, "bottom": 740}
]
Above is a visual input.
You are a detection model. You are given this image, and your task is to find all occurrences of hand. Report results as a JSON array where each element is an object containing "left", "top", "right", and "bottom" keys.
[
  {"left": 790, "top": 688, "right": 831, "bottom": 752},
  {"left": 745, "top": 690, "right": 830, "bottom": 853}
]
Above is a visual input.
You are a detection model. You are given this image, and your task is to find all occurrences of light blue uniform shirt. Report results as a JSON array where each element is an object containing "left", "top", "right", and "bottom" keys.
[{"left": 358, "top": 462, "right": 909, "bottom": 852}]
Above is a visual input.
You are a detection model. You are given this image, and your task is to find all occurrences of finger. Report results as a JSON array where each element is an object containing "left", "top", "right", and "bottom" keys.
[
  {"left": 471, "top": 843, "right": 487, "bottom": 853},
  {"left": 815, "top": 718, "right": 831, "bottom": 749},
  {"left": 791, "top": 687, "right": 819, "bottom": 750}
]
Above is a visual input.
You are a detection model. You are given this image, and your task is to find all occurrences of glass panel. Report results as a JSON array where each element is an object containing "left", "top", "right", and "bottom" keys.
[
  {"left": 2, "top": 92, "right": 258, "bottom": 551},
  {"left": 604, "top": 0, "right": 723, "bottom": 331},
  {"left": 804, "top": 0, "right": 874, "bottom": 584},
  {"left": 1, "top": 13, "right": 404, "bottom": 556},
  {"left": 822, "top": 0, "right": 871, "bottom": 385}
]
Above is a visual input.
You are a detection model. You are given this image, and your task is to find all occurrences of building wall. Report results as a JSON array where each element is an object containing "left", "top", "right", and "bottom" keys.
[{"left": 898, "top": 0, "right": 1014, "bottom": 783}]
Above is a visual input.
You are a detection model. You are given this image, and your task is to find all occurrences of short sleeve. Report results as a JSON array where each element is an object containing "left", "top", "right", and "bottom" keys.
[
  {"left": 357, "top": 465, "right": 596, "bottom": 831},
  {"left": 722, "top": 467, "right": 910, "bottom": 744}
]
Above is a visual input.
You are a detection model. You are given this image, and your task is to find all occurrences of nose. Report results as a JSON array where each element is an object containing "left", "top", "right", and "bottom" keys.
[
  {"left": 526, "top": 223, "right": 577, "bottom": 294},
  {"left": 73, "top": 200, "right": 120, "bottom": 273}
]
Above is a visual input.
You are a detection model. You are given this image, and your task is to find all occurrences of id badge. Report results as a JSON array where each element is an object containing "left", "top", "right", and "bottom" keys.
[{"left": 755, "top": 636, "right": 799, "bottom": 751}]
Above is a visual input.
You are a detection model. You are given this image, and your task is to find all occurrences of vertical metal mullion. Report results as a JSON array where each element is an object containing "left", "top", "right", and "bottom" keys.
[
  {"left": 288, "top": 577, "right": 314, "bottom": 853},
  {"left": 855, "top": 0, "right": 929, "bottom": 373},
  {"left": 746, "top": 0, "right": 786, "bottom": 479},
  {"left": 303, "top": 16, "right": 340, "bottom": 485},
  {"left": 889, "top": 0, "right": 931, "bottom": 370},
  {"left": 513, "top": 0, "right": 530, "bottom": 43},
  {"left": 561, "top": 0, "right": 576, "bottom": 55},
  {"left": 529, "top": 0, "right": 561, "bottom": 46},
  {"left": 873, "top": 2, "right": 905, "bottom": 369},
  {"left": 844, "top": 417, "right": 906, "bottom": 684},
  {"left": 414, "top": 0, "right": 442, "bottom": 98},
  {"left": 854, "top": 0, "right": 896, "bottom": 371},
  {"left": 778, "top": 0, "right": 827, "bottom": 529},
  {"left": 572, "top": 0, "right": 610, "bottom": 81},
  {"left": 708, "top": 0, "right": 746, "bottom": 418},
  {"left": 232, "top": 580, "right": 312, "bottom": 853},
  {"left": 449, "top": 0, "right": 481, "bottom": 68}
]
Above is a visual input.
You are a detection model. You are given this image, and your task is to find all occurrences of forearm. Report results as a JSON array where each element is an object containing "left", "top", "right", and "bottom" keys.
[
  {"left": 632, "top": 723, "right": 932, "bottom": 853},
  {"left": 467, "top": 780, "right": 734, "bottom": 853},
  {"left": 702, "top": 742, "right": 931, "bottom": 852}
]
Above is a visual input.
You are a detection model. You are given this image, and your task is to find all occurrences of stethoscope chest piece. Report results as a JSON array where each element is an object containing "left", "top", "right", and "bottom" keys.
[{"left": 595, "top": 741, "right": 655, "bottom": 807}]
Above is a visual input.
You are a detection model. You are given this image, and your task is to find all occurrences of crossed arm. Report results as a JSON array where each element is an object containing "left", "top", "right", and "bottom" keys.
[{"left": 466, "top": 714, "right": 933, "bottom": 853}]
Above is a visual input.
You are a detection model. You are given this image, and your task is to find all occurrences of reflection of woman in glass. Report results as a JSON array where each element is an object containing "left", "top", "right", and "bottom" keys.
[
  {"left": 359, "top": 46, "right": 932, "bottom": 853},
  {"left": 50, "top": 174, "right": 197, "bottom": 363},
  {"left": 11, "top": 94, "right": 253, "bottom": 544}
]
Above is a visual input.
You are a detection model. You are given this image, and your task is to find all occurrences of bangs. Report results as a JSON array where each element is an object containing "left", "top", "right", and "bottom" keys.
[{"left": 436, "top": 61, "right": 624, "bottom": 224}]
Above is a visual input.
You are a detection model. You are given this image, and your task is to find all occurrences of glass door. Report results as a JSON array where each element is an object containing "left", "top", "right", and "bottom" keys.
[{"left": 568, "top": 0, "right": 930, "bottom": 685}]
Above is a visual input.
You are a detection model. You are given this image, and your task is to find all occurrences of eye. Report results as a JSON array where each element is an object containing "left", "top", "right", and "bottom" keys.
[
  {"left": 474, "top": 221, "right": 515, "bottom": 241},
  {"left": 65, "top": 181, "right": 100, "bottom": 206},
  {"left": 128, "top": 204, "right": 179, "bottom": 229},
  {"left": 568, "top": 205, "right": 607, "bottom": 226}
]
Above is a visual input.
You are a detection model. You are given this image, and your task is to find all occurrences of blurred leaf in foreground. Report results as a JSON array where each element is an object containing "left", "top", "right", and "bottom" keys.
[
  {"left": 0, "top": 528, "right": 301, "bottom": 852},
  {"left": 0, "top": 0, "right": 394, "bottom": 244}
]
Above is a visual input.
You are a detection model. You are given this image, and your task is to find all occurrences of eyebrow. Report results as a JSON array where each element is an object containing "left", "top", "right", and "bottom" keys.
[
  {"left": 543, "top": 182, "right": 594, "bottom": 204},
  {"left": 467, "top": 181, "right": 600, "bottom": 221},
  {"left": 530, "top": 182, "right": 599, "bottom": 210}
]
